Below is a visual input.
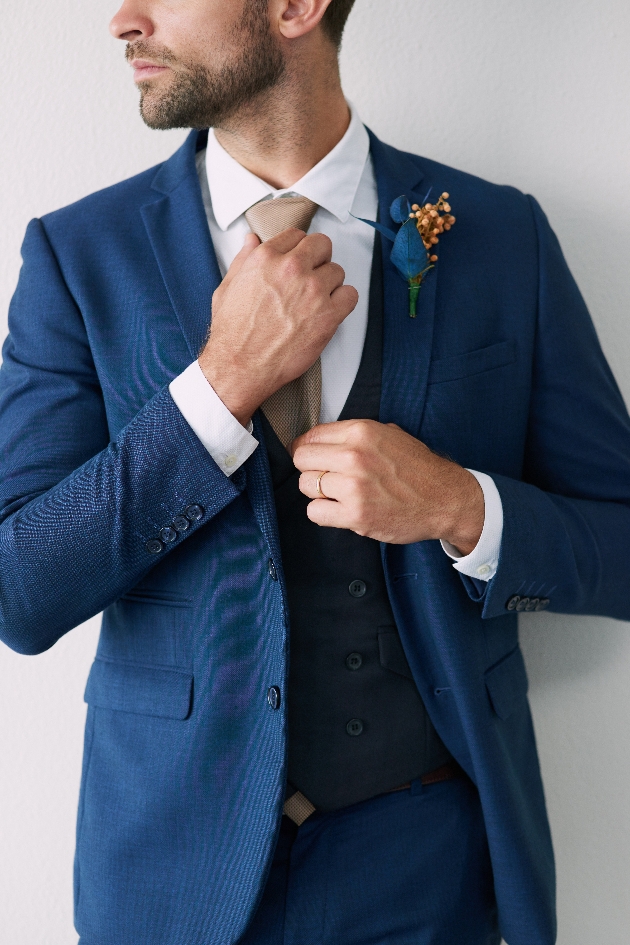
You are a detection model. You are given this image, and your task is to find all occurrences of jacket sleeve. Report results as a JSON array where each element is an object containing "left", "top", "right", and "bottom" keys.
[
  {"left": 0, "top": 219, "right": 244, "bottom": 655},
  {"left": 469, "top": 196, "right": 630, "bottom": 621}
]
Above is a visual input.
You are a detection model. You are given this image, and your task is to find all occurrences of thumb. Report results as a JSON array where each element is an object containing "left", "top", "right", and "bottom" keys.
[{"left": 221, "top": 232, "right": 261, "bottom": 288}]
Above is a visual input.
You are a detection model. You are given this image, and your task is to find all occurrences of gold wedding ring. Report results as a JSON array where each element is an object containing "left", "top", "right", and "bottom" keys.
[{"left": 316, "top": 471, "right": 331, "bottom": 500}]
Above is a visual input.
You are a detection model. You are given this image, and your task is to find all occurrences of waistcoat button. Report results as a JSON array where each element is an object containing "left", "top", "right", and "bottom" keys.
[
  {"left": 346, "top": 719, "right": 364, "bottom": 736},
  {"left": 345, "top": 653, "right": 363, "bottom": 671},
  {"left": 268, "top": 558, "right": 278, "bottom": 581},
  {"left": 267, "top": 686, "right": 281, "bottom": 710},
  {"left": 348, "top": 579, "right": 367, "bottom": 598}
]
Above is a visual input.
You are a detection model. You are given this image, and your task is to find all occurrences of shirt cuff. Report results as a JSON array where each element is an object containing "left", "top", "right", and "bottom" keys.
[
  {"left": 169, "top": 361, "right": 258, "bottom": 476},
  {"left": 440, "top": 470, "right": 503, "bottom": 582}
]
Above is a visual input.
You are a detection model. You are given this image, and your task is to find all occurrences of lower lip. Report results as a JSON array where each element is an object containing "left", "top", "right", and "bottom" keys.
[{"left": 133, "top": 66, "right": 169, "bottom": 82}]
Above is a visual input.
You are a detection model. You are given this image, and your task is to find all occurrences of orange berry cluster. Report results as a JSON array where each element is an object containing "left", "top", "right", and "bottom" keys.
[{"left": 409, "top": 193, "right": 456, "bottom": 262}]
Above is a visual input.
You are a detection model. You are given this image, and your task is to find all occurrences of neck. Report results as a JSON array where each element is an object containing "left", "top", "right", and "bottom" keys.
[{"left": 213, "top": 42, "right": 350, "bottom": 189}]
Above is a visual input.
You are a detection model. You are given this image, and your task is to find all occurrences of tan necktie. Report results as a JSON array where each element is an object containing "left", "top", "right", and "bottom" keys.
[{"left": 245, "top": 196, "right": 321, "bottom": 448}]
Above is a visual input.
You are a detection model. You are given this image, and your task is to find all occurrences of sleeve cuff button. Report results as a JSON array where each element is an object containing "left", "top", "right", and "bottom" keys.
[{"left": 185, "top": 504, "right": 204, "bottom": 522}]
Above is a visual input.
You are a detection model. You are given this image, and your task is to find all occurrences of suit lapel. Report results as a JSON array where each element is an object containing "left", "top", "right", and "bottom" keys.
[
  {"left": 367, "top": 130, "right": 439, "bottom": 437},
  {"left": 141, "top": 130, "right": 222, "bottom": 361},
  {"left": 140, "top": 131, "right": 282, "bottom": 556}
]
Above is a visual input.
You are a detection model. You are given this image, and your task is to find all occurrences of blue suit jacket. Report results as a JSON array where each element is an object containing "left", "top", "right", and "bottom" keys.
[{"left": 2, "top": 128, "right": 630, "bottom": 945}]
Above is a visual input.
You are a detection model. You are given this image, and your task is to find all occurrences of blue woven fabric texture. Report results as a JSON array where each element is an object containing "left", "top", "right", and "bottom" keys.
[
  {"left": 1, "top": 126, "right": 630, "bottom": 944},
  {"left": 239, "top": 776, "right": 500, "bottom": 945}
]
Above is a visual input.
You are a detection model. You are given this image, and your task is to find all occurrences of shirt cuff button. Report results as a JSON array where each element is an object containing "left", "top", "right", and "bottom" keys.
[
  {"left": 476, "top": 564, "right": 491, "bottom": 577},
  {"left": 223, "top": 454, "right": 238, "bottom": 469}
]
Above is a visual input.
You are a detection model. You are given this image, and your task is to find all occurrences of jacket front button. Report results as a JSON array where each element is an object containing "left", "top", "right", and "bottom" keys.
[
  {"left": 268, "top": 558, "right": 278, "bottom": 581},
  {"left": 346, "top": 652, "right": 363, "bottom": 671},
  {"left": 348, "top": 579, "right": 367, "bottom": 598},
  {"left": 146, "top": 539, "right": 163, "bottom": 554},
  {"left": 267, "top": 686, "right": 281, "bottom": 710},
  {"left": 173, "top": 514, "right": 190, "bottom": 532},
  {"left": 346, "top": 719, "right": 364, "bottom": 736}
]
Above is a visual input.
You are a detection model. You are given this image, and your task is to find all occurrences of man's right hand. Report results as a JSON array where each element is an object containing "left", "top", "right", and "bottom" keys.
[{"left": 198, "top": 228, "right": 358, "bottom": 427}]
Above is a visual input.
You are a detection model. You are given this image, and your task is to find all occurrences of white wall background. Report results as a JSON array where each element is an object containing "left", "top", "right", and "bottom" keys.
[{"left": 0, "top": 1, "right": 629, "bottom": 942}]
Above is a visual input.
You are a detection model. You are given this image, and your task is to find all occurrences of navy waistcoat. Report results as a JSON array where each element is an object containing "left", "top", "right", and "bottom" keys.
[{"left": 261, "top": 236, "right": 452, "bottom": 810}]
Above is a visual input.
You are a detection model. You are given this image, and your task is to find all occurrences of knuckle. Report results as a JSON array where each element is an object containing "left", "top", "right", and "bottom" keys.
[
  {"left": 348, "top": 420, "right": 371, "bottom": 444},
  {"left": 312, "top": 232, "right": 333, "bottom": 254},
  {"left": 282, "top": 255, "right": 303, "bottom": 280},
  {"left": 343, "top": 447, "right": 364, "bottom": 474},
  {"left": 330, "top": 262, "right": 345, "bottom": 283}
]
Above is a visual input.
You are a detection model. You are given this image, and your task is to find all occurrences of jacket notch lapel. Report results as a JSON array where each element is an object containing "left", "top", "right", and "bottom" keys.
[
  {"left": 141, "top": 131, "right": 222, "bottom": 361},
  {"left": 367, "top": 130, "right": 439, "bottom": 438}
]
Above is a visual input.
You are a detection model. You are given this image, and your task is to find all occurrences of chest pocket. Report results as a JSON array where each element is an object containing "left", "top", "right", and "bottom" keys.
[
  {"left": 427, "top": 340, "right": 516, "bottom": 385},
  {"left": 98, "top": 589, "right": 193, "bottom": 668}
]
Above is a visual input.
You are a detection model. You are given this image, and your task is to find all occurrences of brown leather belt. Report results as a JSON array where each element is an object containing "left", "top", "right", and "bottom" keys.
[{"left": 283, "top": 761, "right": 461, "bottom": 826}]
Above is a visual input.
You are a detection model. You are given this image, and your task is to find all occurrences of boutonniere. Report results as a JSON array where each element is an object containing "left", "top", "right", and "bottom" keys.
[{"left": 357, "top": 192, "right": 456, "bottom": 317}]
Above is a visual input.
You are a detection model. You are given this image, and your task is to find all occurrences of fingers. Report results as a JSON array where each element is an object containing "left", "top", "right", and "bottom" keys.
[
  {"left": 292, "top": 442, "right": 359, "bottom": 475},
  {"left": 221, "top": 232, "right": 261, "bottom": 288},
  {"left": 317, "top": 261, "right": 346, "bottom": 296},
  {"left": 306, "top": 498, "right": 352, "bottom": 530},
  {"left": 262, "top": 227, "right": 310, "bottom": 255},
  {"left": 299, "top": 470, "right": 343, "bottom": 501},
  {"left": 291, "top": 420, "right": 373, "bottom": 456},
  {"left": 292, "top": 232, "right": 334, "bottom": 269},
  {"left": 330, "top": 283, "right": 359, "bottom": 319}
]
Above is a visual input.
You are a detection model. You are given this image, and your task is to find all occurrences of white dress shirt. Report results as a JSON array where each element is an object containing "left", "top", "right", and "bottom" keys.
[{"left": 169, "top": 105, "right": 503, "bottom": 581}]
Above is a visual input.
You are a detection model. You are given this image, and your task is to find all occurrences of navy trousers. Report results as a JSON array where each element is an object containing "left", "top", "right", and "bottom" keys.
[{"left": 239, "top": 775, "right": 501, "bottom": 945}]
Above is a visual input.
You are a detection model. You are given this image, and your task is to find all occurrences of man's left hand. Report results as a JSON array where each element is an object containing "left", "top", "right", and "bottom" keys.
[{"left": 291, "top": 420, "right": 485, "bottom": 553}]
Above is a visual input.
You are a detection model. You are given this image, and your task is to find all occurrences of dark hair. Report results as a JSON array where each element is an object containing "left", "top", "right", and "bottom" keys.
[{"left": 321, "top": 0, "right": 356, "bottom": 48}]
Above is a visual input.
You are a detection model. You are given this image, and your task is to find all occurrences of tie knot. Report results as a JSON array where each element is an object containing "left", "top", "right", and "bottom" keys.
[{"left": 245, "top": 195, "right": 319, "bottom": 242}]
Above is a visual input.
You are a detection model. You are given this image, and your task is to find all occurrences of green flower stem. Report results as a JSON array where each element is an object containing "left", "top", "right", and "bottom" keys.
[{"left": 408, "top": 281, "right": 421, "bottom": 318}]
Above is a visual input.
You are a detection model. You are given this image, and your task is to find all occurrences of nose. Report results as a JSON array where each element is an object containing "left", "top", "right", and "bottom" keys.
[{"left": 109, "top": 0, "right": 154, "bottom": 41}]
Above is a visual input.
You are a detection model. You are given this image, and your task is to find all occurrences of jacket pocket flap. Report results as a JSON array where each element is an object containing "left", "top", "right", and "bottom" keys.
[
  {"left": 484, "top": 646, "right": 528, "bottom": 720},
  {"left": 84, "top": 658, "right": 193, "bottom": 720},
  {"left": 428, "top": 340, "right": 516, "bottom": 384}
]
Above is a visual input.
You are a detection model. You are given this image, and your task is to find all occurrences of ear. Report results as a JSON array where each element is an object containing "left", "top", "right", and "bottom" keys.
[{"left": 275, "top": 0, "right": 336, "bottom": 41}]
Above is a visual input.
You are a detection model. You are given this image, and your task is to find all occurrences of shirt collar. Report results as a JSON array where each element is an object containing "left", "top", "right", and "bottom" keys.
[{"left": 205, "top": 103, "right": 370, "bottom": 231}]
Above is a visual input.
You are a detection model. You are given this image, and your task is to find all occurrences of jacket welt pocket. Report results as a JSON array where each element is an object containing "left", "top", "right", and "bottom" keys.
[
  {"left": 428, "top": 340, "right": 516, "bottom": 385},
  {"left": 484, "top": 645, "right": 529, "bottom": 720},
  {"left": 84, "top": 657, "right": 193, "bottom": 720},
  {"left": 378, "top": 629, "right": 414, "bottom": 680}
]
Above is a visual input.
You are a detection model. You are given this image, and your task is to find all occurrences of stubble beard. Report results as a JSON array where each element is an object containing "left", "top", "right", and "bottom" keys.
[{"left": 130, "top": 15, "right": 286, "bottom": 130}]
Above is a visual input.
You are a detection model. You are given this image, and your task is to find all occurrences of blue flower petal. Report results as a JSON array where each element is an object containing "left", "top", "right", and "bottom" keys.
[
  {"left": 390, "top": 220, "right": 429, "bottom": 281},
  {"left": 390, "top": 195, "right": 412, "bottom": 224},
  {"left": 350, "top": 214, "right": 398, "bottom": 243}
]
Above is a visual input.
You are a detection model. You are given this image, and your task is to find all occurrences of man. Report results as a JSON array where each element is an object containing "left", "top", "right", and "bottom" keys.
[{"left": 1, "top": 0, "right": 629, "bottom": 942}]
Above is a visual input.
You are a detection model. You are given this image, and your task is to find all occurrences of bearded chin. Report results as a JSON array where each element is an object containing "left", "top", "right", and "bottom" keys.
[{"left": 138, "top": 36, "right": 285, "bottom": 131}]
